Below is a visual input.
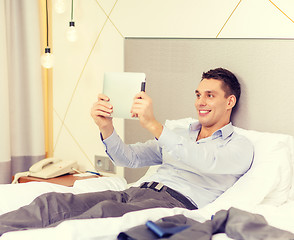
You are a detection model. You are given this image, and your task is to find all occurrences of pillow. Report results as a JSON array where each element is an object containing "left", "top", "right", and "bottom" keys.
[
  {"left": 200, "top": 127, "right": 293, "bottom": 216},
  {"left": 234, "top": 127, "right": 293, "bottom": 205},
  {"left": 261, "top": 142, "right": 292, "bottom": 205}
]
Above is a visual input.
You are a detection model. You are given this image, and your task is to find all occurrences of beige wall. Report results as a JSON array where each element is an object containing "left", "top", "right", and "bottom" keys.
[{"left": 52, "top": 0, "right": 294, "bottom": 174}]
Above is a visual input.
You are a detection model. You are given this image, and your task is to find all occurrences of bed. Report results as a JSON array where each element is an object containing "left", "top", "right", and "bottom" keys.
[{"left": 0, "top": 125, "right": 293, "bottom": 239}]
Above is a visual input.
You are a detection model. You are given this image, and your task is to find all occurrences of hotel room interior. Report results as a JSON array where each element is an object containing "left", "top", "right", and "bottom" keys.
[{"left": 0, "top": 0, "right": 294, "bottom": 239}]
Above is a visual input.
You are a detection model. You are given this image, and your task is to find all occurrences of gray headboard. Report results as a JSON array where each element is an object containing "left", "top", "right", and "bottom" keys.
[{"left": 123, "top": 38, "right": 294, "bottom": 182}]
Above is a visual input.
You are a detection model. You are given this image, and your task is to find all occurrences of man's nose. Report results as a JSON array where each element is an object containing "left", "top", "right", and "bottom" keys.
[{"left": 196, "top": 96, "right": 206, "bottom": 106}]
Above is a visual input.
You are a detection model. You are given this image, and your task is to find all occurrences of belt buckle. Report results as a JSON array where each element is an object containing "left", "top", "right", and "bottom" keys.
[{"left": 148, "top": 182, "right": 164, "bottom": 192}]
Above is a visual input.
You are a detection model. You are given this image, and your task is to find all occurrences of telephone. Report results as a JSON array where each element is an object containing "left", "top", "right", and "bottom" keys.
[{"left": 28, "top": 157, "right": 78, "bottom": 179}]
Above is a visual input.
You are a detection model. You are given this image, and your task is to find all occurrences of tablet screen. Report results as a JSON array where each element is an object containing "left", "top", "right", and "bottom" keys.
[{"left": 103, "top": 72, "right": 146, "bottom": 119}]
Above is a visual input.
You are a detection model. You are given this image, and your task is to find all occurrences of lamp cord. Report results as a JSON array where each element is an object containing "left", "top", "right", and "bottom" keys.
[
  {"left": 45, "top": 0, "right": 49, "bottom": 47},
  {"left": 71, "top": 0, "right": 74, "bottom": 21}
]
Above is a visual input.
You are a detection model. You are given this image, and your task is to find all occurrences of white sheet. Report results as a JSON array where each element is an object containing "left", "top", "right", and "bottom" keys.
[
  {"left": 0, "top": 178, "right": 293, "bottom": 239},
  {"left": 1, "top": 202, "right": 293, "bottom": 240},
  {"left": 1, "top": 125, "right": 294, "bottom": 239}
]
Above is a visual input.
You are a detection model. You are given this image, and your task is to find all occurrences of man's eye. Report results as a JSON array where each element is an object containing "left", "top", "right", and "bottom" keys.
[
  {"left": 196, "top": 94, "right": 201, "bottom": 98},
  {"left": 208, "top": 94, "right": 214, "bottom": 98}
]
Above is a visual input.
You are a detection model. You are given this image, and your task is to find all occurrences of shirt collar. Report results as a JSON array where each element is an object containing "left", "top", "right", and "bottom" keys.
[
  {"left": 190, "top": 121, "right": 234, "bottom": 140},
  {"left": 219, "top": 122, "right": 234, "bottom": 139}
]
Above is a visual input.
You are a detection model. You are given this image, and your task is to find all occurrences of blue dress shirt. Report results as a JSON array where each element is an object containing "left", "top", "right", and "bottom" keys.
[{"left": 102, "top": 118, "right": 254, "bottom": 208}]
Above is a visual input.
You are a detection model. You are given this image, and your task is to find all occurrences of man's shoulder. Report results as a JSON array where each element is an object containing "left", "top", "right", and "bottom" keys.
[
  {"left": 164, "top": 118, "right": 198, "bottom": 130},
  {"left": 230, "top": 126, "right": 254, "bottom": 149}
]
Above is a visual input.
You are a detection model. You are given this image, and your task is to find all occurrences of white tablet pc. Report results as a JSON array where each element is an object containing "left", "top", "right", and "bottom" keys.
[{"left": 103, "top": 72, "right": 146, "bottom": 119}]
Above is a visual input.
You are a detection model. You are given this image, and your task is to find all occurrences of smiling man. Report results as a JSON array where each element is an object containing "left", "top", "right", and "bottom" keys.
[
  {"left": 0, "top": 68, "right": 254, "bottom": 235},
  {"left": 92, "top": 67, "right": 253, "bottom": 209}
]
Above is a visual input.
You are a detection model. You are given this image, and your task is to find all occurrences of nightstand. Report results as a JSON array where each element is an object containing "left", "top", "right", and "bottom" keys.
[{"left": 17, "top": 174, "right": 100, "bottom": 187}]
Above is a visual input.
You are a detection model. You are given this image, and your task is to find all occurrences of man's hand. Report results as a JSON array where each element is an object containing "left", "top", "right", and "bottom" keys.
[
  {"left": 90, "top": 94, "right": 114, "bottom": 139},
  {"left": 131, "top": 92, "right": 163, "bottom": 139}
]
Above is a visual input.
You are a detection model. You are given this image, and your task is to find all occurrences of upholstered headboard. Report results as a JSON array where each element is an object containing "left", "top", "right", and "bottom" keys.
[{"left": 123, "top": 38, "right": 294, "bottom": 182}]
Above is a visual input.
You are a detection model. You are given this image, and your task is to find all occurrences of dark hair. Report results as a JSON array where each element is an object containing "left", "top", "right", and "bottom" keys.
[{"left": 201, "top": 68, "right": 241, "bottom": 106}]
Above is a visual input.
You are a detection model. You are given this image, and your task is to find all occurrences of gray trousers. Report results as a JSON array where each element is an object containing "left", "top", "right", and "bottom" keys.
[{"left": 0, "top": 187, "right": 187, "bottom": 236}]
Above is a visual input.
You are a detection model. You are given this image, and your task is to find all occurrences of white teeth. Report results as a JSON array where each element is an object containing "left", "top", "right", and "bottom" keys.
[{"left": 200, "top": 110, "right": 210, "bottom": 113}]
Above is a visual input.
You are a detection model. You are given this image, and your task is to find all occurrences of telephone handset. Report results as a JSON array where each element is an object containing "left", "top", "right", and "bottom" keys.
[
  {"left": 28, "top": 157, "right": 78, "bottom": 179},
  {"left": 29, "top": 158, "right": 61, "bottom": 173}
]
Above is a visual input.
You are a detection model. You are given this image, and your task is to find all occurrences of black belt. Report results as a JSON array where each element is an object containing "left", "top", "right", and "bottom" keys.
[{"left": 140, "top": 181, "right": 197, "bottom": 210}]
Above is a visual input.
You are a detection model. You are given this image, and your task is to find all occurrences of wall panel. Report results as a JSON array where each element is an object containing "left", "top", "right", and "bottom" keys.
[{"left": 124, "top": 38, "right": 294, "bottom": 182}]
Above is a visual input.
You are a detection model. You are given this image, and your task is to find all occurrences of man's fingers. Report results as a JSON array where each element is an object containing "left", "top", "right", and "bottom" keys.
[
  {"left": 95, "top": 110, "right": 112, "bottom": 117},
  {"left": 132, "top": 98, "right": 145, "bottom": 105},
  {"left": 133, "top": 91, "right": 148, "bottom": 100},
  {"left": 131, "top": 113, "right": 138, "bottom": 118},
  {"left": 98, "top": 93, "right": 110, "bottom": 101},
  {"left": 96, "top": 107, "right": 112, "bottom": 116},
  {"left": 130, "top": 106, "right": 141, "bottom": 115},
  {"left": 92, "top": 102, "right": 113, "bottom": 117},
  {"left": 95, "top": 98, "right": 113, "bottom": 110}
]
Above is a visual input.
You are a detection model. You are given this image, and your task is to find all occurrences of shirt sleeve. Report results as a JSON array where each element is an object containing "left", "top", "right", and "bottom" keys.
[
  {"left": 102, "top": 130, "right": 163, "bottom": 168},
  {"left": 157, "top": 126, "right": 254, "bottom": 174}
]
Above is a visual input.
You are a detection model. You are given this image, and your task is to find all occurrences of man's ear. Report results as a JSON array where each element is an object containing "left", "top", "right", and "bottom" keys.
[{"left": 227, "top": 95, "right": 236, "bottom": 110}]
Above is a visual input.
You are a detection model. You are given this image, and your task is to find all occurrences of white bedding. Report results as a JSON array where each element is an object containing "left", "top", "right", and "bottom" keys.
[
  {"left": 0, "top": 178, "right": 293, "bottom": 240},
  {"left": 1, "top": 126, "right": 294, "bottom": 239},
  {"left": 0, "top": 176, "right": 127, "bottom": 215}
]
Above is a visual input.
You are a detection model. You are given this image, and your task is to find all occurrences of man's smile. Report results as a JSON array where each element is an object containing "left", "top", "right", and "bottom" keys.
[{"left": 198, "top": 110, "right": 211, "bottom": 116}]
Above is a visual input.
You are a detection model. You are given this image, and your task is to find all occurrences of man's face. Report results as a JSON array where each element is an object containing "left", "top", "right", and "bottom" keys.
[{"left": 195, "top": 78, "right": 233, "bottom": 129}]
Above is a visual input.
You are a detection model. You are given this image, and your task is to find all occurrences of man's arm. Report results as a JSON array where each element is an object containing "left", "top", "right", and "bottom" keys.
[
  {"left": 91, "top": 92, "right": 163, "bottom": 168},
  {"left": 102, "top": 130, "right": 162, "bottom": 168}
]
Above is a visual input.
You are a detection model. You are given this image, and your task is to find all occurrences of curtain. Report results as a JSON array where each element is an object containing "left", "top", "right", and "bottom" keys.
[{"left": 0, "top": 0, "right": 46, "bottom": 183}]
